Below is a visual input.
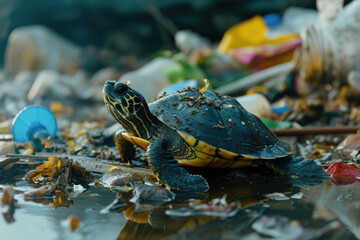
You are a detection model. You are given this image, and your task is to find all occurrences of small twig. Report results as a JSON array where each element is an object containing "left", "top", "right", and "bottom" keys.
[{"left": 273, "top": 126, "right": 360, "bottom": 136}]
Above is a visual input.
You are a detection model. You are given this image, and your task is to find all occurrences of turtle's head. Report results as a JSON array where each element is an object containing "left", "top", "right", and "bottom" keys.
[{"left": 103, "top": 80, "right": 157, "bottom": 138}]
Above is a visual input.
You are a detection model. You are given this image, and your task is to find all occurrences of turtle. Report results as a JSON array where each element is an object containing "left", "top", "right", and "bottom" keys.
[{"left": 103, "top": 80, "right": 327, "bottom": 192}]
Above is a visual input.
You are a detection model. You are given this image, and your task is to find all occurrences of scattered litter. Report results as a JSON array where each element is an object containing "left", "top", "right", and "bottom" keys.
[
  {"left": 165, "top": 195, "right": 239, "bottom": 218},
  {"left": 100, "top": 196, "right": 128, "bottom": 214},
  {"left": 236, "top": 93, "right": 273, "bottom": 118},
  {"left": 290, "top": 192, "right": 303, "bottom": 200},
  {"left": 130, "top": 182, "right": 175, "bottom": 203},
  {"left": 264, "top": 192, "right": 290, "bottom": 201},
  {"left": 252, "top": 215, "right": 303, "bottom": 239},
  {"left": 327, "top": 162, "right": 360, "bottom": 185},
  {"left": 100, "top": 167, "right": 156, "bottom": 191},
  {"left": 336, "top": 131, "right": 360, "bottom": 151},
  {"left": 1, "top": 187, "right": 16, "bottom": 223}
]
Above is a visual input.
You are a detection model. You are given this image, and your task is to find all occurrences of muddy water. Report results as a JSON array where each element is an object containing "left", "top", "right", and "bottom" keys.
[{"left": 0, "top": 164, "right": 359, "bottom": 240}]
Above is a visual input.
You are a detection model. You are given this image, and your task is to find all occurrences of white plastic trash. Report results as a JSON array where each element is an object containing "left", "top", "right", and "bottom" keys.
[{"left": 236, "top": 93, "right": 273, "bottom": 118}]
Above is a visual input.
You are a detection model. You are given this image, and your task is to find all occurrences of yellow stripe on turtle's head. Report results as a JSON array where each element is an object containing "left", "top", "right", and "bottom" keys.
[{"left": 103, "top": 80, "right": 158, "bottom": 139}]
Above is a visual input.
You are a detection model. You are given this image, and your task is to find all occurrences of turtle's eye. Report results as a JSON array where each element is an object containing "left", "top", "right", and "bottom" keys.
[{"left": 114, "top": 83, "right": 128, "bottom": 95}]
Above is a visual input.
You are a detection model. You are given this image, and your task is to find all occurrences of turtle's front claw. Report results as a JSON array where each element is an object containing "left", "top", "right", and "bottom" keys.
[{"left": 127, "top": 161, "right": 133, "bottom": 168}]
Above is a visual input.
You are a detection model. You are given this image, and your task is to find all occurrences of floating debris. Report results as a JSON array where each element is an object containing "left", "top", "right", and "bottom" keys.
[
  {"left": 100, "top": 196, "right": 128, "bottom": 214},
  {"left": 165, "top": 195, "right": 239, "bottom": 218},
  {"left": 252, "top": 215, "right": 303, "bottom": 239},
  {"left": 130, "top": 183, "right": 175, "bottom": 203},
  {"left": 67, "top": 215, "right": 80, "bottom": 232},
  {"left": 264, "top": 192, "right": 290, "bottom": 201},
  {"left": 100, "top": 167, "right": 157, "bottom": 192},
  {"left": 290, "top": 192, "right": 303, "bottom": 200},
  {"left": 1, "top": 187, "right": 16, "bottom": 223}
]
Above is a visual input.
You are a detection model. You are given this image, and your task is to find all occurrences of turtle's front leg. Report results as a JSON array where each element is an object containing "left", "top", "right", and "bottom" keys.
[
  {"left": 147, "top": 138, "right": 209, "bottom": 192},
  {"left": 114, "top": 129, "right": 135, "bottom": 164}
]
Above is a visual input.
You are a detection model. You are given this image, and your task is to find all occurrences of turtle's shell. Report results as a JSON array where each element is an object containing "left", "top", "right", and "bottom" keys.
[{"left": 149, "top": 89, "right": 292, "bottom": 159}]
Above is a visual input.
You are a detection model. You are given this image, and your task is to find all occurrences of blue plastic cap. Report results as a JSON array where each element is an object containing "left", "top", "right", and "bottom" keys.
[
  {"left": 263, "top": 13, "right": 282, "bottom": 28},
  {"left": 12, "top": 105, "right": 57, "bottom": 143},
  {"left": 158, "top": 79, "right": 200, "bottom": 96},
  {"left": 271, "top": 104, "right": 290, "bottom": 114}
]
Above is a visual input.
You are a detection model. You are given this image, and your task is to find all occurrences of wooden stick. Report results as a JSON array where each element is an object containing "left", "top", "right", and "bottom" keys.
[
  {"left": 273, "top": 126, "right": 360, "bottom": 136},
  {"left": 5, "top": 153, "right": 154, "bottom": 176}
]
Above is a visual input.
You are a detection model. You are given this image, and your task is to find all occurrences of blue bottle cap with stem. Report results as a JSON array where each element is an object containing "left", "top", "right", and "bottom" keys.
[{"left": 12, "top": 105, "right": 57, "bottom": 143}]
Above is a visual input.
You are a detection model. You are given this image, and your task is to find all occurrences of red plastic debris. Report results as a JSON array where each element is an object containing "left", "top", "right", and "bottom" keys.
[{"left": 327, "top": 162, "right": 360, "bottom": 185}]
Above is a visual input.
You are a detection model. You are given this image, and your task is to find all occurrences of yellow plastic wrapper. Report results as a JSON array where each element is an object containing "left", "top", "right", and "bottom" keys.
[
  {"left": 218, "top": 15, "right": 297, "bottom": 53},
  {"left": 218, "top": 15, "right": 300, "bottom": 69}
]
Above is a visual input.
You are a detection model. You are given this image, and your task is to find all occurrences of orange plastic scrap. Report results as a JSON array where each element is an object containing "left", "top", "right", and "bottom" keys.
[{"left": 67, "top": 215, "right": 80, "bottom": 232}]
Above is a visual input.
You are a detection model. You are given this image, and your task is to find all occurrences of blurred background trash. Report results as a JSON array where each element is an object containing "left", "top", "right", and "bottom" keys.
[
  {"left": 265, "top": 7, "right": 318, "bottom": 37},
  {"left": 5, "top": 25, "right": 81, "bottom": 76},
  {"left": 118, "top": 57, "right": 177, "bottom": 100},
  {"left": 85, "top": 67, "right": 122, "bottom": 101},
  {"left": 236, "top": 93, "right": 273, "bottom": 118},
  {"left": 347, "top": 52, "right": 360, "bottom": 91},
  {"left": 175, "top": 30, "right": 211, "bottom": 54},
  {"left": 158, "top": 79, "right": 199, "bottom": 96},
  {"left": 164, "top": 53, "right": 206, "bottom": 87},
  {"left": 27, "top": 70, "right": 87, "bottom": 101},
  {"left": 296, "top": 0, "right": 360, "bottom": 94},
  {"left": 218, "top": 15, "right": 300, "bottom": 70}
]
